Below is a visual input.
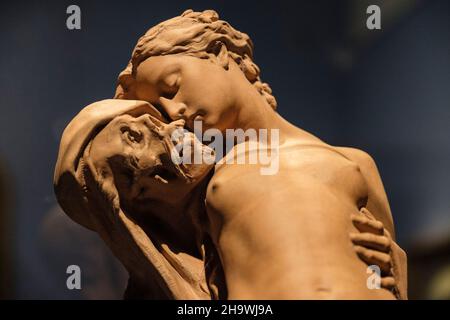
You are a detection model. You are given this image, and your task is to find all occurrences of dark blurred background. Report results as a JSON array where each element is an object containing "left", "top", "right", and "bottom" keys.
[{"left": 0, "top": 0, "right": 449, "bottom": 299}]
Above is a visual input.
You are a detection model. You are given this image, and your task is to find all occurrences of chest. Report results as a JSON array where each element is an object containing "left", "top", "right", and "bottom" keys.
[{"left": 206, "top": 146, "right": 369, "bottom": 215}]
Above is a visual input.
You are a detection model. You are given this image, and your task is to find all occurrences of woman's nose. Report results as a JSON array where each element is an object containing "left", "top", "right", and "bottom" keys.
[{"left": 159, "top": 97, "right": 187, "bottom": 120}]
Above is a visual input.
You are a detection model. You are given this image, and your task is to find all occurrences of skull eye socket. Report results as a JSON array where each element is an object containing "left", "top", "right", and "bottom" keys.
[{"left": 121, "top": 127, "right": 143, "bottom": 144}]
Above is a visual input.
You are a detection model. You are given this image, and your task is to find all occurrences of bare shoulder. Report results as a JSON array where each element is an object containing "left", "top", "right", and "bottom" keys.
[
  {"left": 335, "top": 146, "right": 395, "bottom": 238},
  {"left": 332, "top": 146, "right": 382, "bottom": 189},
  {"left": 336, "top": 147, "right": 378, "bottom": 173}
]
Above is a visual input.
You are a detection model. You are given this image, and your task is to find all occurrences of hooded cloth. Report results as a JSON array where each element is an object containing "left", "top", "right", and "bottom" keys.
[{"left": 54, "top": 99, "right": 210, "bottom": 299}]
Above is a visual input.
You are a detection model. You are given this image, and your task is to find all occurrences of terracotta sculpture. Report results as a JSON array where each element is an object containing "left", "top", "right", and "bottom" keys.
[{"left": 54, "top": 9, "right": 407, "bottom": 299}]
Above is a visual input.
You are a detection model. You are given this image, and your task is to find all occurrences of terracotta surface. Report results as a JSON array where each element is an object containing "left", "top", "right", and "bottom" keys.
[{"left": 54, "top": 9, "right": 407, "bottom": 299}]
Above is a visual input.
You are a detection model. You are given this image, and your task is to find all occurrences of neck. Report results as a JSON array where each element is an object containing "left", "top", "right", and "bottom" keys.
[{"left": 234, "top": 87, "right": 320, "bottom": 145}]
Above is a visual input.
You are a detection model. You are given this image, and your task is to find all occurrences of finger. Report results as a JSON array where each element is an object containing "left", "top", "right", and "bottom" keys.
[
  {"left": 383, "top": 228, "right": 393, "bottom": 241},
  {"left": 360, "top": 207, "right": 376, "bottom": 220},
  {"left": 351, "top": 214, "right": 384, "bottom": 235},
  {"left": 350, "top": 232, "right": 391, "bottom": 253},
  {"left": 353, "top": 245, "right": 392, "bottom": 274},
  {"left": 380, "top": 277, "right": 396, "bottom": 290}
]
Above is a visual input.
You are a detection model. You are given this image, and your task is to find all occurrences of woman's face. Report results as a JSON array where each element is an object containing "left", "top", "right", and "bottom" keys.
[
  {"left": 88, "top": 113, "right": 214, "bottom": 204},
  {"left": 128, "top": 55, "right": 242, "bottom": 133}
]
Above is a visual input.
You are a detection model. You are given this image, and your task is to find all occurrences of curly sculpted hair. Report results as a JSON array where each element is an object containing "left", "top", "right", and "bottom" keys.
[{"left": 115, "top": 9, "right": 277, "bottom": 110}]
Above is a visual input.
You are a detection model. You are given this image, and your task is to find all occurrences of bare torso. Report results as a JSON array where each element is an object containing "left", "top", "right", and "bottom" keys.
[{"left": 205, "top": 139, "right": 395, "bottom": 299}]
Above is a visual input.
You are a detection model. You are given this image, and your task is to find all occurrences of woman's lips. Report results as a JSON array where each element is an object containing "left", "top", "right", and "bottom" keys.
[{"left": 193, "top": 114, "right": 203, "bottom": 122}]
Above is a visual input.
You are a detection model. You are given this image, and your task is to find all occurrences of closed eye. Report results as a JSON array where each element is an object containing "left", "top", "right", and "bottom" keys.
[{"left": 160, "top": 73, "right": 180, "bottom": 100}]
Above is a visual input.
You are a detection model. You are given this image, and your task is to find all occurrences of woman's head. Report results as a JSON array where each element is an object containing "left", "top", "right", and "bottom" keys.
[{"left": 115, "top": 9, "right": 277, "bottom": 132}]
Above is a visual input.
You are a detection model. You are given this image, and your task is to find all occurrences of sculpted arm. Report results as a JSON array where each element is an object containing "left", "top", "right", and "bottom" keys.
[{"left": 340, "top": 147, "right": 408, "bottom": 299}]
